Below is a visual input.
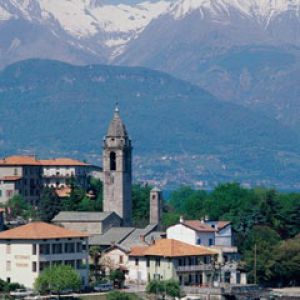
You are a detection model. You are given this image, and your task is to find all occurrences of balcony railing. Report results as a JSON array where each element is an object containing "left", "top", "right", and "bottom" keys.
[{"left": 175, "top": 264, "right": 213, "bottom": 272}]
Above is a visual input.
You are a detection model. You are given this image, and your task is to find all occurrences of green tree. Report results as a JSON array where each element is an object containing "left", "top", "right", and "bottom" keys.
[
  {"left": 62, "top": 186, "right": 86, "bottom": 211},
  {"left": 107, "top": 291, "right": 142, "bottom": 300},
  {"left": 109, "top": 269, "right": 125, "bottom": 289},
  {"left": 272, "top": 235, "right": 300, "bottom": 285},
  {"left": 89, "top": 245, "right": 102, "bottom": 279},
  {"left": 146, "top": 280, "right": 181, "bottom": 299},
  {"left": 77, "top": 197, "right": 95, "bottom": 211},
  {"left": 34, "top": 265, "right": 81, "bottom": 295},
  {"left": 243, "top": 226, "right": 281, "bottom": 284},
  {"left": 6, "top": 194, "right": 29, "bottom": 219},
  {"left": 38, "top": 187, "right": 61, "bottom": 222},
  {"left": 132, "top": 184, "right": 152, "bottom": 227},
  {"left": 89, "top": 178, "right": 103, "bottom": 211}
]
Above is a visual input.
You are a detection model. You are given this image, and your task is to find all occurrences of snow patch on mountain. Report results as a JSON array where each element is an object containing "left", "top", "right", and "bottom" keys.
[
  {"left": 0, "top": 5, "right": 11, "bottom": 20},
  {"left": 170, "top": 0, "right": 300, "bottom": 25}
]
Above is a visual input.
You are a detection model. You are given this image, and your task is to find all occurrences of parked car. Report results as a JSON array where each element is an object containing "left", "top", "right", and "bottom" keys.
[
  {"left": 93, "top": 283, "right": 113, "bottom": 292},
  {"left": 10, "top": 289, "right": 34, "bottom": 297}
]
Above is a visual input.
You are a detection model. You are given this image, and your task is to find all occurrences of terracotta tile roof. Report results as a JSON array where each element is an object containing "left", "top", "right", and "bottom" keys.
[
  {"left": 0, "top": 156, "right": 89, "bottom": 167},
  {"left": 55, "top": 187, "right": 71, "bottom": 198},
  {"left": 0, "top": 156, "right": 40, "bottom": 166},
  {"left": 0, "top": 222, "right": 89, "bottom": 240},
  {"left": 183, "top": 220, "right": 216, "bottom": 232},
  {"left": 40, "top": 158, "right": 90, "bottom": 166},
  {"left": 140, "top": 239, "right": 217, "bottom": 257},
  {"left": 0, "top": 176, "right": 22, "bottom": 181},
  {"left": 130, "top": 246, "right": 149, "bottom": 257}
]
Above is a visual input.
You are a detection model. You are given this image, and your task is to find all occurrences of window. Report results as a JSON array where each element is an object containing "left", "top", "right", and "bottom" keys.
[
  {"left": 135, "top": 258, "right": 139, "bottom": 266},
  {"left": 76, "top": 260, "right": 82, "bottom": 269},
  {"left": 146, "top": 259, "right": 150, "bottom": 267},
  {"left": 197, "top": 238, "right": 201, "bottom": 245},
  {"left": 32, "top": 262, "right": 37, "bottom": 272},
  {"left": 32, "top": 244, "right": 37, "bottom": 255},
  {"left": 40, "top": 244, "right": 50, "bottom": 255},
  {"left": 6, "top": 261, "right": 11, "bottom": 271},
  {"left": 14, "top": 168, "right": 18, "bottom": 176},
  {"left": 110, "top": 152, "right": 116, "bottom": 171},
  {"left": 209, "top": 238, "right": 214, "bottom": 246},
  {"left": 65, "top": 243, "right": 75, "bottom": 253},
  {"left": 39, "top": 261, "right": 50, "bottom": 271},
  {"left": 119, "top": 255, "right": 124, "bottom": 264},
  {"left": 76, "top": 242, "right": 82, "bottom": 252},
  {"left": 155, "top": 258, "right": 160, "bottom": 267},
  {"left": 6, "top": 244, "right": 11, "bottom": 254},
  {"left": 52, "top": 243, "right": 62, "bottom": 254}
]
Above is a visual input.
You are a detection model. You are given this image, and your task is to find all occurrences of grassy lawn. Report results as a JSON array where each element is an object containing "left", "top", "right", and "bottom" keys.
[{"left": 79, "top": 295, "right": 107, "bottom": 300}]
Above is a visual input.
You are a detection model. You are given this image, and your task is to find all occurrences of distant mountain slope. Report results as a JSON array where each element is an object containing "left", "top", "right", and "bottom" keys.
[
  {"left": 0, "top": 0, "right": 300, "bottom": 131},
  {"left": 1, "top": 59, "right": 300, "bottom": 188}
]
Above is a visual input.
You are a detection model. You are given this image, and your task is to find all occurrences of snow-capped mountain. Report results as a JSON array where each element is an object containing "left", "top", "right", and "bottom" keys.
[
  {"left": 0, "top": 0, "right": 299, "bottom": 65},
  {"left": 0, "top": 0, "right": 300, "bottom": 129}
]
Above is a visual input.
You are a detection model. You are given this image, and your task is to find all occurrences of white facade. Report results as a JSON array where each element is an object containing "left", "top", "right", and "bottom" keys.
[
  {"left": 42, "top": 165, "right": 89, "bottom": 189},
  {"left": 101, "top": 247, "right": 129, "bottom": 271},
  {"left": 127, "top": 257, "right": 148, "bottom": 284},
  {"left": 167, "top": 224, "right": 215, "bottom": 247},
  {"left": 205, "top": 221, "right": 233, "bottom": 247},
  {"left": 0, "top": 238, "right": 89, "bottom": 288}
]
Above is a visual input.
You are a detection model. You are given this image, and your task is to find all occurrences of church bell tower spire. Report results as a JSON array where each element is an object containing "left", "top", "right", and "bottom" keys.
[{"left": 103, "top": 105, "right": 132, "bottom": 226}]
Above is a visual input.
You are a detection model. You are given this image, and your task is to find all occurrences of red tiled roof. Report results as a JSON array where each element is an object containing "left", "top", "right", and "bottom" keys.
[
  {"left": 183, "top": 220, "right": 216, "bottom": 232},
  {"left": 55, "top": 187, "right": 71, "bottom": 198},
  {"left": 40, "top": 158, "right": 89, "bottom": 166},
  {"left": 130, "top": 246, "right": 149, "bottom": 257},
  {"left": 0, "top": 156, "right": 89, "bottom": 166},
  {"left": 0, "top": 222, "right": 89, "bottom": 240},
  {"left": 0, "top": 176, "right": 22, "bottom": 181},
  {"left": 0, "top": 156, "right": 40, "bottom": 166},
  {"left": 132, "top": 239, "right": 217, "bottom": 257}
]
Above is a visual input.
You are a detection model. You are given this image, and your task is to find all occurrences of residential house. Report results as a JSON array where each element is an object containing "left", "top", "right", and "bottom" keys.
[
  {"left": 166, "top": 218, "right": 246, "bottom": 285},
  {"left": 167, "top": 217, "right": 216, "bottom": 247},
  {"left": 0, "top": 155, "right": 99, "bottom": 205},
  {"left": 128, "top": 239, "right": 218, "bottom": 286},
  {"left": 0, "top": 222, "right": 89, "bottom": 288}
]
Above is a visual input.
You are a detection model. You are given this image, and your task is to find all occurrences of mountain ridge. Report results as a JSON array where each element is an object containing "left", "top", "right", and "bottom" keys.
[{"left": 1, "top": 59, "right": 300, "bottom": 188}]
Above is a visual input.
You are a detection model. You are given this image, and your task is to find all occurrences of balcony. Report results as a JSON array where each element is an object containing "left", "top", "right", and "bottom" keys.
[
  {"left": 42, "top": 174, "right": 73, "bottom": 179},
  {"left": 175, "top": 264, "right": 213, "bottom": 272}
]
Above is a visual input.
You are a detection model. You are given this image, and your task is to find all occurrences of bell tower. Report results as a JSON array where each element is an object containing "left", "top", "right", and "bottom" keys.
[{"left": 103, "top": 105, "right": 132, "bottom": 226}]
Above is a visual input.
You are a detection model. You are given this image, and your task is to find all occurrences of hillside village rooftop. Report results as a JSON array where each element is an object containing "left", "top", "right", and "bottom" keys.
[
  {"left": 0, "top": 155, "right": 90, "bottom": 166},
  {"left": 0, "top": 222, "right": 89, "bottom": 240}
]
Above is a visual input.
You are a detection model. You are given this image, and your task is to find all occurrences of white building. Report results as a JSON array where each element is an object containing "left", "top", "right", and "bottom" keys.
[
  {"left": 167, "top": 218, "right": 216, "bottom": 247},
  {"left": 0, "top": 222, "right": 89, "bottom": 288},
  {"left": 166, "top": 218, "right": 246, "bottom": 285},
  {"left": 127, "top": 246, "right": 148, "bottom": 284},
  {"left": 0, "top": 155, "right": 100, "bottom": 205}
]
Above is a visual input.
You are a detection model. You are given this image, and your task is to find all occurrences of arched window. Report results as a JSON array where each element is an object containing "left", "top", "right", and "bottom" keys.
[{"left": 110, "top": 152, "right": 116, "bottom": 171}]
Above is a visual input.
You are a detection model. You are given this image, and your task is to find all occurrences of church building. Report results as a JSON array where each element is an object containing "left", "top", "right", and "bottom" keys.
[{"left": 103, "top": 106, "right": 132, "bottom": 226}]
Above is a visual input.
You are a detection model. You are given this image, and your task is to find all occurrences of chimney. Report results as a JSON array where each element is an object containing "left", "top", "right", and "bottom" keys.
[{"left": 180, "top": 216, "right": 184, "bottom": 224}]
